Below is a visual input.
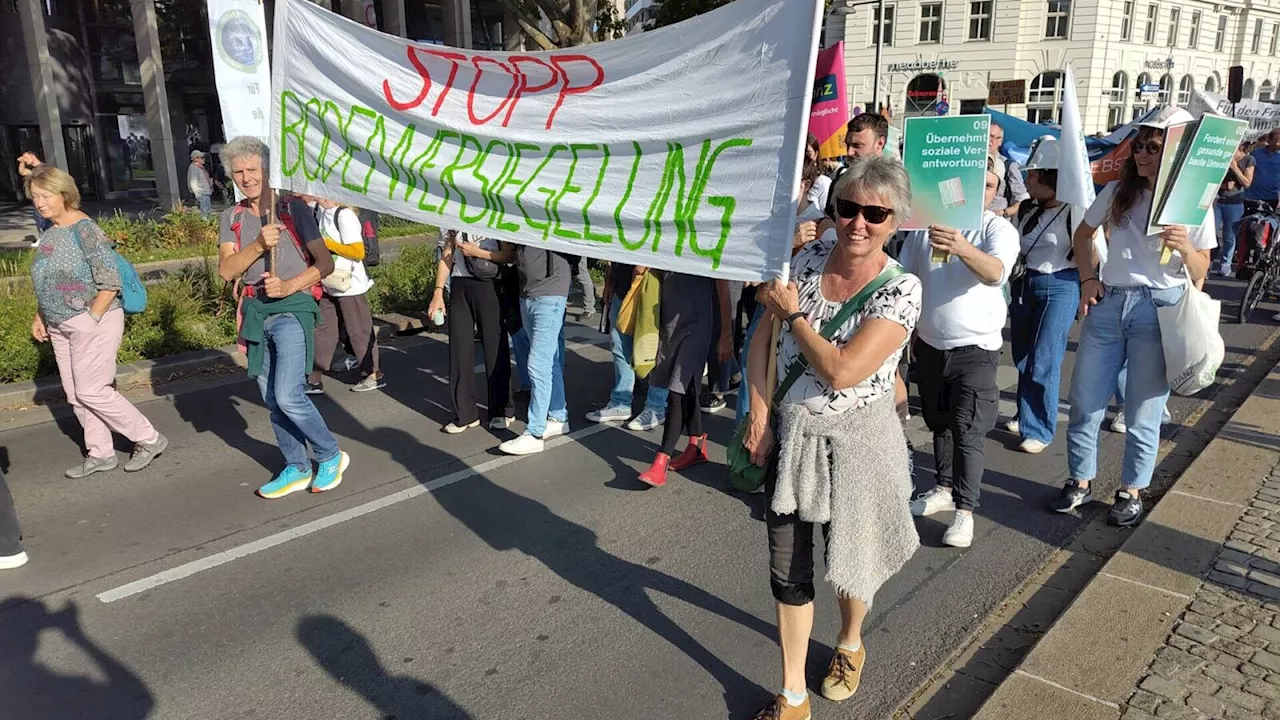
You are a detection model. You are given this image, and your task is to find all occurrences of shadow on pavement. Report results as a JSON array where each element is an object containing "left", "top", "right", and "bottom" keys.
[
  {"left": 0, "top": 597, "right": 154, "bottom": 719},
  {"left": 297, "top": 615, "right": 472, "bottom": 720}
]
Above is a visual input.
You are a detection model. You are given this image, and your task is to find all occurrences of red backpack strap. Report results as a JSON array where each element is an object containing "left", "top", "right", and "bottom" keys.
[
  {"left": 231, "top": 202, "right": 248, "bottom": 250},
  {"left": 275, "top": 197, "right": 324, "bottom": 300}
]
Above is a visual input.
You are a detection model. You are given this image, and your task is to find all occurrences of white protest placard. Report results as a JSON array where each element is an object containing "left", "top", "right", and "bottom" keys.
[
  {"left": 207, "top": 0, "right": 271, "bottom": 143},
  {"left": 1188, "top": 88, "right": 1280, "bottom": 140},
  {"left": 269, "top": 0, "right": 823, "bottom": 281}
]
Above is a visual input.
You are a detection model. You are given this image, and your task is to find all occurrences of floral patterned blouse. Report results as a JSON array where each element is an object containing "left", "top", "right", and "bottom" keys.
[
  {"left": 30, "top": 219, "right": 122, "bottom": 326},
  {"left": 777, "top": 233, "right": 922, "bottom": 416}
]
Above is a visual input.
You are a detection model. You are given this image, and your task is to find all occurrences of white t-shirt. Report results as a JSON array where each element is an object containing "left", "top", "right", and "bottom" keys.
[
  {"left": 1017, "top": 202, "right": 1081, "bottom": 275},
  {"left": 777, "top": 233, "right": 922, "bottom": 416},
  {"left": 900, "top": 211, "right": 1020, "bottom": 351},
  {"left": 1084, "top": 181, "right": 1217, "bottom": 289},
  {"left": 318, "top": 206, "right": 373, "bottom": 297},
  {"left": 807, "top": 174, "right": 832, "bottom": 214}
]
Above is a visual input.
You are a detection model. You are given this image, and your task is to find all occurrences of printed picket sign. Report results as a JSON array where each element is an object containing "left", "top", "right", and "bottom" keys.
[
  {"left": 809, "top": 42, "right": 849, "bottom": 160},
  {"left": 269, "top": 0, "right": 823, "bottom": 282},
  {"left": 207, "top": 0, "right": 272, "bottom": 144},
  {"left": 900, "top": 115, "right": 990, "bottom": 231},
  {"left": 1155, "top": 116, "right": 1250, "bottom": 230}
]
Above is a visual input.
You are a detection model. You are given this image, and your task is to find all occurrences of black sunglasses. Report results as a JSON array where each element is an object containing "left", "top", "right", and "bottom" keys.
[
  {"left": 1133, "top": 141, "right": 1164, "bottom": 155},
  {"left": 835, "top": 198, "right": 894, "bottom": 224}
]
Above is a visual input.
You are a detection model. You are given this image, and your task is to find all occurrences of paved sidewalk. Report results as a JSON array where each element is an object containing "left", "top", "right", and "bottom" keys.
[
  {"left": 974, "top": 365, "right": 1280, "bottom": 720},
  {"left": 1122, "top": 468, "right": 1280, "bottom": 720}
]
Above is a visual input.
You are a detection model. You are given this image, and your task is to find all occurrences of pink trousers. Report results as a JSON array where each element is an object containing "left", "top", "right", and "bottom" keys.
[{"left": 49, "top": 309, "right": 159, "bottom": 459}]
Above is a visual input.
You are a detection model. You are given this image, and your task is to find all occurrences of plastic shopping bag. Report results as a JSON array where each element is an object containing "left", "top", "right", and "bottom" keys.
[
  {"left": 1157, "top": 281, "right": 1224, "bottom": 396},
  {"left": 631, "top": 273, "right": 662, "bottom": 379}
]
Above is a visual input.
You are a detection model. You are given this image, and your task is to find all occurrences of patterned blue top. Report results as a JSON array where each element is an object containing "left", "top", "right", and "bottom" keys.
[{"left": 30, "top": 219, "right": 122, "bottom": 326}]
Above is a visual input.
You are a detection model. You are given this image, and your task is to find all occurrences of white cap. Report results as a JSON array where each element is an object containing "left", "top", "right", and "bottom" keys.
[
  {"left": 1025, "top": 135, "right": 1060, "bottom": 170},
  {"left": 1138, "top": 107, "right": 1195, "bottom": 130}
]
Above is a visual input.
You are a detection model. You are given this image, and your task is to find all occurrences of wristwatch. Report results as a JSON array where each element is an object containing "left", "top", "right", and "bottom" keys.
[{"left": 782, "top": 311, "right": 805, "bottom": 332}]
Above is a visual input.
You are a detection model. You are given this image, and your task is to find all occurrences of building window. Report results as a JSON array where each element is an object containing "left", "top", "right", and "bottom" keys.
[
  {"left": 1253, "top": 18, "right": 1263, "bottom": 54},
  {"left": 872, "top": 5, "right": 895, "bottom": 46},
  {"left": 906, "top": 74, "right": 946, "bottom": 115},
  {"left": 1134, "top": 71, "right": 1152, "bottom": 102},
  {"left": 1167, "top": 7, "right": 1179, "bottom": 47},
  {"left": 1121, "top": 1, "right": 1134, "bottom": 41},
  {"left": 1245, "top": 78, "right": 1256, "bottom": 99},
  {"left": 1027, "top": 70, "right": 1063, "bottom": 123},
  {"left": 1110, "top": 71, "right": 1129, "bottom": 102},
  {"left": 1272, "top": 23, "right": 1279, "bottom": 55},
  {"left": 968, "top": 0, "right": 992, "bottom": 40},
  {"left": 919, "top": 2, "right": 942, "bottom": 43},
  {"left": 1177, "top": 75, "right": 1194, "bottom": 105},
  {"left": 1108, "top": 106, "right": 1125, "bottom": 130},
  {"left": 1215, "top": 14, "right": 1227, "bottom": 51},
  {"left": 1144, "top": 4, "right": 1158, "bottom": 44},
  {"left": 1189, "top": 11, "right": 1200, "bottom": 49},
  {"left": 1262, "top": 81, "right": 1276, "bottom": 102},
  {"left": 1206, "top": 74, "right": 1217, "bottom": 92},
  {"left": 1158, "top": 73, "right": 1173, "bottom": 104},
  {"left": 1046, "top": 0, "right": 1070, "bottom": 38}
]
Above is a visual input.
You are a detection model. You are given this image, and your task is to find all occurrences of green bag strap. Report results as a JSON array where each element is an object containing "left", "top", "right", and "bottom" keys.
[{"left": 770, "top": 264, "right": 906, "bottom": 406}]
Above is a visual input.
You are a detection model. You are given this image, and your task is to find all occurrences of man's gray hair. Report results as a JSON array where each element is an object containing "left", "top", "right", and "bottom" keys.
[
  {"left": 219, "top": 136, "right": 269, "bottom": 170},
  {"left": 830, "top": 154, "right": 911, "bottom": 225}
]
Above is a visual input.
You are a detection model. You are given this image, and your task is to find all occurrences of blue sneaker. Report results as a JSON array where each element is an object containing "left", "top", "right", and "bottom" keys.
[
  {"left": 311, "top": 451, "right": 350, "bottom": 493},
  {"left": 257, "top": 466, "right": 314, "bottom": 499}
]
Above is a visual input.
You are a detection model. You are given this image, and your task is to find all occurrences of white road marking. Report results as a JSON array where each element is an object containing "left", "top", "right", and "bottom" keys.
[{"left": 97, "top": 422, "right": 615, "bottom": 604}]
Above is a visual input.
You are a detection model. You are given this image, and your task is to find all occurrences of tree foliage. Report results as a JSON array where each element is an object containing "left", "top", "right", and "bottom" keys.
[
  {"left": 500, "top": 0, "right": 626, "bottom": 49},
  {"left": 652, "top": 0, "right": 730, "bottom": 29}
]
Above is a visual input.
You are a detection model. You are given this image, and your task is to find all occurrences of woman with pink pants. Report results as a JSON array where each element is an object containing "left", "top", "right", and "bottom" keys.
[{"left": 27, "top": 165, "right": 169, "bottom": 479}]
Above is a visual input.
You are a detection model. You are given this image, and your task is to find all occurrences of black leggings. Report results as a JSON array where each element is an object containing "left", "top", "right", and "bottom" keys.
[{"left": 660, "top": 386, "right": 704, "bottom": 456}]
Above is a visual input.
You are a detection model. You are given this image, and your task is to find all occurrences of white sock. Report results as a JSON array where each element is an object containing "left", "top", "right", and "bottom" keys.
[
  {"left": 838, "top": 640, "right": 861, "bottom": 653},
  {"left": 781, "top": 688, "right": 807, "bottom": 707}
]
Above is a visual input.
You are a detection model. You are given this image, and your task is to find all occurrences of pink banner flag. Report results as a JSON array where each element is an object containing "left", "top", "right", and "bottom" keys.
[{"left": 809, "top": 42, "right": 849, "bottom": 159}]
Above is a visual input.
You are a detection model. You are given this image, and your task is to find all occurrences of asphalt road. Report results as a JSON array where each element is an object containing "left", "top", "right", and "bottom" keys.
[{"left": 2, "top": 277, "right": 1278, "bottom": 720}]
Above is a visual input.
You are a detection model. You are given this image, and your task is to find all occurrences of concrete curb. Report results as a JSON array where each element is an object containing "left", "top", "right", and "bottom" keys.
[{"left": 972, "top": 365, "right": 1280, "bottom": 720}]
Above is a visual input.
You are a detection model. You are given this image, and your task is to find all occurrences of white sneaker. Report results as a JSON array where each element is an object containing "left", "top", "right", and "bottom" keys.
[
  {"left": 1004, "top": 419, "right": 1020, "bottom": 434},
  {"left": 586, "top": 404, "right": 632, "bottom": 424},
  {"left": 443, "top": 420, "right": 480, "bottom": 434},
  {"left": 1110, "top": 413, "right": 1127, "bottom": 434},
  {"left": 488, "top": 416, "right": 513, "bottom": 430},
  {"left": 1019, "top": 438, "right": 1048, "bottom": 454},
  {"left": 543, "top": 419, "right": 569, "bottom": 439},
  {"left": 499, "top": 432, "right": 545, "bottom": 455},
  {"left": 943, "top": 513, "right": 974, "bottom": 548},
  {"left": 625, "top": 408, "right": 665, "bottom": 431},
  {"left": 0, "top": 550, "right": 29, "bottom": 570},
  {"left": 909, "top": 487, "right": 954, "bottom": 517}
]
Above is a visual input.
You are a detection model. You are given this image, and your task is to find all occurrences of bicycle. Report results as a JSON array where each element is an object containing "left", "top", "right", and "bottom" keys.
[{"left": 1236, "top": 201, "right": 1280, "bottom": 324}]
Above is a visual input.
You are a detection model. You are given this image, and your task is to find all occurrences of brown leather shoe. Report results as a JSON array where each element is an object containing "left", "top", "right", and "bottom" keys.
[
  {"left": 751, "top": 694, "right": 811, "bottom": 720},
  {"left": 820, "top": 645, "right": 866, "bottom": 701}
]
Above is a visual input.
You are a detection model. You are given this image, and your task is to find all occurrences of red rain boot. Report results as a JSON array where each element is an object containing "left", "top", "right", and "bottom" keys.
[
  {"left": 639, "top": 453, "right": 671, "bottom": 488},
  {"left": 670, "top": 435, "right": 709, "bottom": 471}
]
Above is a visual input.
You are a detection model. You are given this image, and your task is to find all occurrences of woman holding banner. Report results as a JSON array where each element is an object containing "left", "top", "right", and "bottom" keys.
[
  {"left": 1005, "top": 136, "right": 1082, "bottom": 455},
  {"left": 217, "top": 136, "right": 350, "bottom": 500},
  {"left": 1051, "top": 111, "right": 1215, "bottom": 527},
  {"left": 743, "top": 155, "right": 921, "bottom": 719}
]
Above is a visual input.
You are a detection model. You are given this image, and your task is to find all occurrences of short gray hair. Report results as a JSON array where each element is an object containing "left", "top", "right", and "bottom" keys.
[
  {"left": 219, "top": 136, "right": 269, "bottom": 170},
  {"left": 830, "top": 154, "right": 911, "bottom": 226}
]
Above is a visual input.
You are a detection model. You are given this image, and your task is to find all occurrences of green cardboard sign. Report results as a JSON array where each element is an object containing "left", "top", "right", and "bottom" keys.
[
  {"left": 1154, "top": 115, "right": 1249, "bottom": 231},
  {"left": 1144, "top": 121, "right": 1192, "bottom": 237},
  {"left": 901, "top": 115, "right": 990, "bottom": 231}
]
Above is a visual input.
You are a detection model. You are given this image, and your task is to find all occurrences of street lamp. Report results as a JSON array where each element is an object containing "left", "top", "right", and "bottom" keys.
[{"left": 830, "top": 0, "right": 887, "bottom": 114}]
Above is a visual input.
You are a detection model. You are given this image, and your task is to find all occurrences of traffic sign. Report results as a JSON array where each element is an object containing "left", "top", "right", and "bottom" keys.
[
  {"left": 936, "top": 101, "right": 950, "bottom": 116},
  {"left": 1140, "top": 83, "right": 1160, "bottom": 94}
]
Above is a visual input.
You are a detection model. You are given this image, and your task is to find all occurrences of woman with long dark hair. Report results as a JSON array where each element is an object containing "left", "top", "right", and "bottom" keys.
[{"left": 1050, "top": 111, "right": 1215, "bottom": 526}]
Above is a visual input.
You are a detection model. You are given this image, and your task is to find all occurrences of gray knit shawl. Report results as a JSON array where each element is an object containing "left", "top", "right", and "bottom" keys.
[{"left": 770, "top": 391, "right": 920, "bottom": 606}]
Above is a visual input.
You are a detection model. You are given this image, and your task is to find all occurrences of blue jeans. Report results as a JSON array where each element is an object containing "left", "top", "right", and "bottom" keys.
[
  {"left": 1067, "top": 286, "right": 1183, "bottom": 490},
  {"left": 1114, "top": 364, "right": 1173, "bottom": 423},
  {"left": 197, "top": 194, "right": 213, "bottom": 219},
  {"left": 520, "top": 295, "right": 568, "bottom": 436},
  {"left": 1010, "top": 269, "right": 1079, "bottom": 443},
  {"left": 256, "top": 313, "right": 341, "bottom": 471},
  {"left": 1215, "top": 201, "right": 1244, "bottom": 272},
  {"left": 607, "top": 297, "right": 668, "bottom": 412},
  {"left": 511, "top": 328, "right": 531, "bottom": 392}
]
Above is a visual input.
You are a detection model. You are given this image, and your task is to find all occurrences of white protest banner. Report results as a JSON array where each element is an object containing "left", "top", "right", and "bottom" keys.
[
  {"left": 207, "top": 0, "right": 272, "bottom": 143},
  {"left": 1188, "top": 89, "right": 1280, "bottom": 140},
  {"left": 269, "top": 0, "right": 823, "bottom": 281}
]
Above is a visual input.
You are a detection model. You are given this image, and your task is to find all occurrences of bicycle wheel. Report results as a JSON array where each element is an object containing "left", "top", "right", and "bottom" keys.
[{"left": 1240, "top": 262, "right": 1271, "bottom": 324}]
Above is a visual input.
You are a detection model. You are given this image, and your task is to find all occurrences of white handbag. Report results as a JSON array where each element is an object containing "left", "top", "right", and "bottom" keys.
[
  {"left": 1157, "top": 278, "right": 1224, "bottom": 396},
  {"left": 321, "top": 268, "right": 353, "bottom": 293}
]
